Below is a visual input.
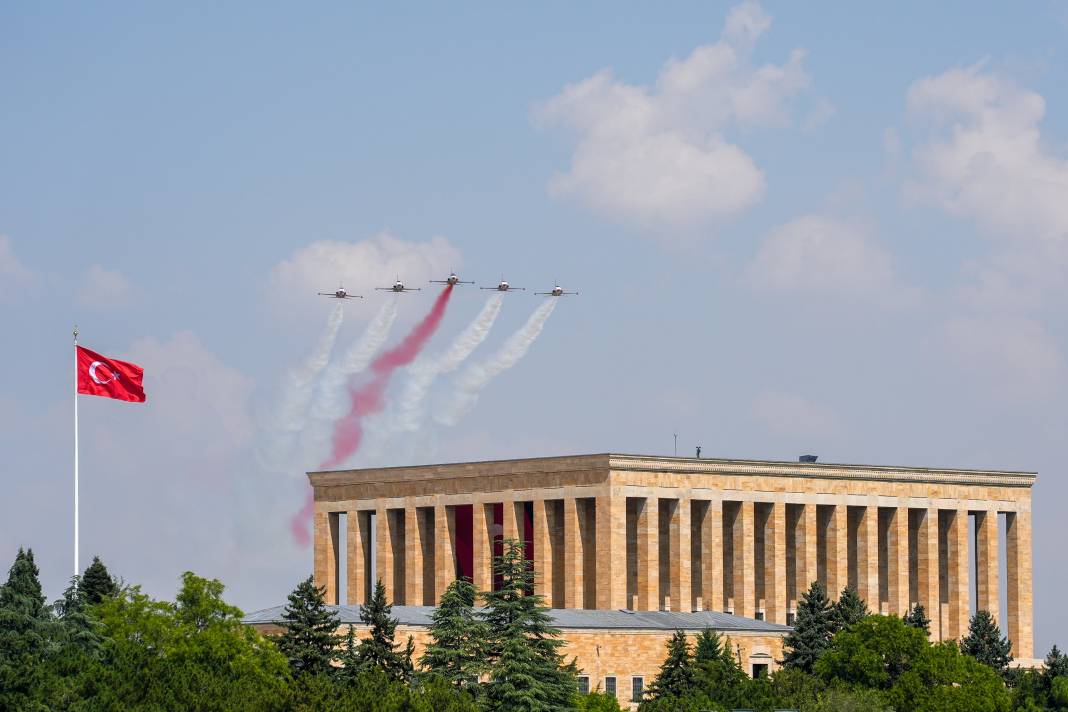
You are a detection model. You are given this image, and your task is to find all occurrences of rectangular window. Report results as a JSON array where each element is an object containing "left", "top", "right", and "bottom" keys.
[
  {"left": 786, "top": 611, "right": 796, "bottom": 626},
  {"left": 578, "top": 676, "right": 589, "bottom": 695},
  {"left": 752, "top": 663, "right": 769, "bottom": 678},
  {"left": 604, "top": 676, "right": 616, "bottom": 697},
  {"left": 631, "top": 677, "right": 644, "bottom": 701},
  {"left": 755, "top": 610, "right": 765, "bottom": 621}
]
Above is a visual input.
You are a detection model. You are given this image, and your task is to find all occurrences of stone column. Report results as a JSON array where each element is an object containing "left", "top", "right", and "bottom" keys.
[
  {"left": 917, "top": 508, "right": 940, "bottom": 640},
  {"left": 471, "top": 503, "right": 492, "bottom": 594},
  {"left": 733, "top": 501, "right": 755, "bottom": 619},
  {"left": 888, "top": 506, "right": 910, "bottom": 616},
  {"left": 404, "top": 506, "right": 424, "bottom": 606},
  {"left": 765, "top": 502, "right": 787, "bottom": 624},
  {"left": 313, "top": 511, "right": 340, "bottom": 605},
  {"left": 636, "top": 496, "right": 659, "bottom": 611},
  {"left": 799, "top": 504, "right": 818, "bottom": 597},
  {"left": 858, "top": 506, "right": 880, "bottom": 607},
  {"left": 376, "top": 506, "right": 394, "bottom": 602},
  {"left": 828, "top": 505, "right": 849, "bottom": 600},
  {"left": 533, "top": 499, "right": 553, "bottom": 601},
  {"left": 974, "top": 509, "right": 999, "bottom": 620},
  {"left": 347, "top": 510, "right": 370, "bottom": 605},
  {"left": 503, "top": 494, "right": 520, "bottom": 542},
  {"left": 947, "top": 509, "right": 970, "bottom": 640},
  {"left": 434, "top": 504, "right": 455, "bottom": 601},
  {"left": 702, "top": 500, "right": 723, "bottom": 612},
  {"left": 596, "top": 494, "right": 628, "bottom": 610},
  {"left": 1007, "top": 510, "right": 1034, "bottom": 659},
  {"left": 563, "top": 497, "right": 585, "bottom": 608},
  {"left": 667, "top": 498, "right": 692, "bottom": 612}
]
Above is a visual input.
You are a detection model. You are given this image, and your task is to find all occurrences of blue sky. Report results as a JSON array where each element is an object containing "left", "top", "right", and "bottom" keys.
[{"left": 2, "top": 2, "right": 1067, "bottom": 652}]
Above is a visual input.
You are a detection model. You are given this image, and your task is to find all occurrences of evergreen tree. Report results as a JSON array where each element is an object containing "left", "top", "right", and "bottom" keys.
[
  {"left": 693, "top": 627, "right": 723, "bottom": 662},
  {"left": 78, "top": 556, "right": 118, "bottom": 605},
  {"left": 0, "top": 548, "right": 53, "bottom": 710},
  {"left": 336, "top": 625, "right": 361, "bottom": 685},
  {"left": 903, "top": 602, "right": 931, "bottom": 635},
  {"left": 1044, "top": 644, "right": 1068, "bottom": 690},
  {"left": 960, "top": 609, "right": 1012, "bottom": 673},
  {"left": 53, "top": 574, "right": 104, "bottom": 659},
  {"left": 646, "top": 630, "right": 698, "bottom": 700},
  {"left": 276, "top": 575, "right": 340, "bottom": 677},
  {"left": 482, "top": 538, "right": 577, "bottom": 711},
  {"left": 355, "top": 578, "right": 408, "bottom": 680},
  {"left": 782, "top": 580, "right": 836, "bottom": 673},
  {"left": 832, "top": 586, "right": 869, "bottom": 632},
  {"left": 420, "top": 577, "right": 488, "bottom": 691}
]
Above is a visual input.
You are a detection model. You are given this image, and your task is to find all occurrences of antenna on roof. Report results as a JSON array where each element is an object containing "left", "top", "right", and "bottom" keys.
[
  {"left": 696, "top": 446, "right": 702, "bottom": 459},
  {"left": 673, "top": 433, "right": 678, "bottom": 457}
]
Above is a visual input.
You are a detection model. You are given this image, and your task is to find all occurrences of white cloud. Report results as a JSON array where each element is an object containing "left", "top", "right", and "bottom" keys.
[
  {"left": 536, "top": 0, "right": 813, "bottom": 235},
  {"left": 745, "top": 215, "right": 919, "bottom": 306},
  {"left": 750, "top": 390, "right": 842, "bottom": 441},
  {"left": 938, "top": 315, "right": 1065, "bottom": 402},
  {"left": 0, "top": 235, "right": 37, "bottom": 302},
  {"left": 75, "top": 264, "right": 134, "bottom": 311},
  {"left": 268, "top": 232, "right": 461, "bottom": 318}
]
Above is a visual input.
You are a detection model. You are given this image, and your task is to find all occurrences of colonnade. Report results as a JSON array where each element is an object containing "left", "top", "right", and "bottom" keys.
[{"left": 314, "top": 494, "right": 1033, "bottom": 658}]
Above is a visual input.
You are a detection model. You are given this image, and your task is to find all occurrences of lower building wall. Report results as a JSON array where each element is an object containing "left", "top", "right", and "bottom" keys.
[{"left": 250, "top": 622, "right": 785, "bottom": 710}]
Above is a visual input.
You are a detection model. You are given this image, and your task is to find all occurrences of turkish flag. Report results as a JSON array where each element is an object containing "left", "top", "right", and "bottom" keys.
[{"left": 76, "top": 346, "right": 146, "bottom": 403}]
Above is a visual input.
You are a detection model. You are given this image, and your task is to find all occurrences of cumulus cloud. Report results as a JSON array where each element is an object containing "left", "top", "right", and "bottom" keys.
[
  {"left": 750, "top": 390, "right": 842, "bottom": 441},
  {"left": 536, "top": 0, "right": 813, "bottom": 235},
  {"left": 268, "top": 233, "right": 461, "bottom": 318},
  {"left": 75, "top": 265, "right": 134, "bottom": 311},
  {"left": 0, "top": 235, "right": 37, "bottom": 302},
  {"left": 745, "top": 215, "right": 919, "bottom": 306}
]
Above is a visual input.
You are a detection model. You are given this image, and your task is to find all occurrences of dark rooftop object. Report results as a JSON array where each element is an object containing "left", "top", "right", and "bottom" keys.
[
  {"left": 243, "top": 604, "right": 792, "bottom": 633},
  {"left": 799, "top": 454, "right": 818, "bottom": 463}
]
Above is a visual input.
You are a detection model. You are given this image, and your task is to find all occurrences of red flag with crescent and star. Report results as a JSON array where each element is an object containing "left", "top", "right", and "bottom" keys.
[{"left": 76, "top": 346, "right": 146, "bottom": 403}]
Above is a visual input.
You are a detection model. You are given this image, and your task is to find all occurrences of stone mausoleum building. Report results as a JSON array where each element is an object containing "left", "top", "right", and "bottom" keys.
[{"left": 250, "top": 453, "right": 1037, "bottom": 705}]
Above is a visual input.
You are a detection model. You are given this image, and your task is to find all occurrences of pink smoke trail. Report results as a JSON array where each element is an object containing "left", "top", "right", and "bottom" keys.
[{"left": 289, "top": 285, "right": 454, "bottom": 546}]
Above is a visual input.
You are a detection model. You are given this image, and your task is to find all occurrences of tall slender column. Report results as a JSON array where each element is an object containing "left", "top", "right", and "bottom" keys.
[
  {"left": 947, "top": 509, "right": 970, "bottom": 639},
  {"left": 702, "top": 501, "right": 723, "bottom": 611},
  {"left": 974, "top": 509, "right": 999, "bottom": 620},
  {"left": 800, "top": 504, "right": 818, "bottom": 596},
  {"left": 668, "top": 498, "right": 691, "bottom": 612},
  {"left": 376, "top": 506, "right": 394, "bottom": 602},
  {"left": 828, "top": 505, "right": 849, "bottom": 600},
  {"left": 471, "top": 503, "right": 492, "bottom": 594},
  {"left": 917, "top": 508, "right": 940, "bottom": 640},
  {"left": 1007, "top": 510, "right": 1034, "bottom": 658},
  {"left": 434, "top": 504, "right": 455, "bottom": 601},
  {"left": 597, "top": 494, "right": 628, "bottom": 610},
  {"left": 503, "top": 495, "right": 519, "bottom": 542},
  {"left": 858, "top": 506, "right": 879, "bottom": 606},
  {"left": 733, "top": 501, "right": 755, "bottom": 619},
  {"left": 888, "top": 506, "right": 910, "bottom": 616},
  {"left": 313, "top": 511, "right": 339, "bottom": 604},
  {"left": 404, "top": 506, "right": 424, "bottom": 606},
  {"left": 766, "top": 502, "right": 787, "bottom": 624},
  {"left": 637, "top": 496, "right": 659, "bottom": 611},
  {"left": 347, "top": 511, "right": 369, "bottom": 604},
  {"left": 533, "top": 499, "right": 553, "bottom": 601},
  {"left": 563, "top": 497, "right": 585, "bottom": 608}
]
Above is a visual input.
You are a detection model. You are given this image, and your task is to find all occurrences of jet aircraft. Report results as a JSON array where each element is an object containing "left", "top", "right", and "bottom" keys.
[
  {"left": 375, "top": 277, "right": 421, "bottom": 293},
  {"left": 535, "top": 282, "right": 578, "bottom": 297},
  {"left": 430, "top": 272, "right": 474, "bottom": 286},
  {"left": 481, "top": 277, "right": 525, "bottom": 292},
  {"left": 318, "top": 285, "right": 363, "bottom": 299}
]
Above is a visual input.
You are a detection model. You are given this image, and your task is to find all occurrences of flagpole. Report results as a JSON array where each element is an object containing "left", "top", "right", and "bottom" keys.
[{"left": 73, "top": 325, "right": 79, "bottom": 576}]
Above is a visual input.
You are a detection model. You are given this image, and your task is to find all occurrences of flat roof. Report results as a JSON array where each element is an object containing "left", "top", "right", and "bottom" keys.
[{"left": 243, "top": 604, "right": 792, "bottom": 634}]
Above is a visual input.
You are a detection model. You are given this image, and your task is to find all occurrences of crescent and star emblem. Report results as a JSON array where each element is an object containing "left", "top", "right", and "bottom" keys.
[{"left": 88, "top": 361, "right": 119, "bottom": 385}]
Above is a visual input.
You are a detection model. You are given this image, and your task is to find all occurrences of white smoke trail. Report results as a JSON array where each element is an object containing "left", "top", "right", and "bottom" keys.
[
  {"left": 298, "top": 298, "right": 399, "bottom": 466},
  {"left": 393, "top": 293, "right": 503, "bottom": 433},
  {"left": 434, "top": 298, "right": 557, "bottom": 427},
  {"left": 256, "top": 303, "right": 344, "bottom": 470}
]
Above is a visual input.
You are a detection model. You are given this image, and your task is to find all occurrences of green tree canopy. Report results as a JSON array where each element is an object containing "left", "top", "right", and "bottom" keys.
[
  {"left": 0, "top": 548, "right": 54, "bottom": 711},
  {"left": 420, "top": 577, "right": 488, "bottom": 690},
  {"left": 832, "top": 586, "right": 870, "bottom": 632},
  {"left": 646, "top": 630, "right": 698, "bottom": 701},
  {"left": 78, "top": 556, "right": 118, "bottom": 605},
  {"left": 961, "top": 609, "right": 1012, "bottom": 673},
  {"left": 277, "top": 575, "right": 341, "bottom": 678},
  {"left": 782, "top": 580, "right": 835, "bottom": 673},
  {"left": 355, "top": 578, "right": 408, "bottom": 681},
  {"left": 904, "top": 602, "right": 931, "bottom": 635}
]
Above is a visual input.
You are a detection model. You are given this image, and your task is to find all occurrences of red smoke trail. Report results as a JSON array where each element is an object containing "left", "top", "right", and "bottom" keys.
[{"left": 289, "top": 285, "right": 454, "bottom": 546}]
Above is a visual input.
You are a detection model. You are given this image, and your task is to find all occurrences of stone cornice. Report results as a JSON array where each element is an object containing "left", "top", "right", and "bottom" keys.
[{"left": 608, "top": 454, "right": 1037, "bottom": 488}]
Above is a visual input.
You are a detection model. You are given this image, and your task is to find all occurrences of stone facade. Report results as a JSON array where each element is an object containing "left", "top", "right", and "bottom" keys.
[{"left": 309, "top": 453, "right": 1036, "bottom": 659}]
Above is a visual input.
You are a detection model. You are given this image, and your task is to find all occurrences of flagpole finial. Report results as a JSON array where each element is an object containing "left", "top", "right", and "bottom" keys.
[{"left": 73, "top": 325, "right": 78, "bottom": 343}]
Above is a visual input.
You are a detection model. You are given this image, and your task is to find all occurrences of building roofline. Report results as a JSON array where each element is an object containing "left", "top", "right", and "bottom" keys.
[{"left": 308, "top": 452, "right": 1036, "bottom": 488}]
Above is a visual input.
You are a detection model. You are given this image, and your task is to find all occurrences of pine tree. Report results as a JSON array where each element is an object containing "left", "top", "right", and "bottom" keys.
[
  {"left": 0, "top": 548, "right": 53, "bottom": 709},
  {"left": 421, "top": 577, "right": 488, "bottom": 690},
  {"left": 961, "top": 610, "right": 1012, "bottom": 673},
  {"left": 832, "top": 586, "right": 869, "bottom": 632},
  {"left": 782, "top": 580, "right": 836, "bottom": 673},
  {"left": 53, "top": 575, "right": 104, "bottom": 659},
  {"left": 78, "top": 556, "right": 118, "bottom": 605},
  {"left": 276, "top": 575, "right": 340, "bottom": 677},
  {"left": 336, "top": 625, "right": 361, "bottom": 685},
  {"left": 355, "top": 578, "right": 408, "bottom": 680},
  {"left": 646, "top": 630, "right": 698, "bottom": 700},
  {"left": 694, "top": 628, "right": 723, "bottom": 662},
  {"left": 904, "top": 602, "right": 931, "bottom": 635},
  {"left": 482, "top": 538, "right": 577, "bottom": 711},
  {"left": 1044, "top": 644, "right": 1068, "bottom": 694}
]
